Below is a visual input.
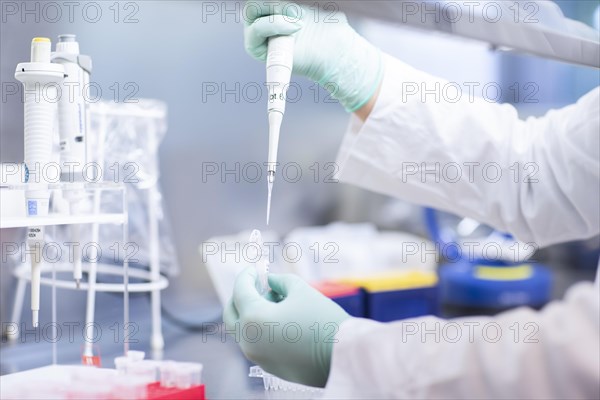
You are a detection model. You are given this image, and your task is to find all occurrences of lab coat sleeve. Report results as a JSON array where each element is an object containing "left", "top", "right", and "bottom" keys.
[
  {"left": 324, "top": 281, "right": 600, "bottom": 399},
  {"left": 336, "top": 55, "right": 600, "bottom": 247}
]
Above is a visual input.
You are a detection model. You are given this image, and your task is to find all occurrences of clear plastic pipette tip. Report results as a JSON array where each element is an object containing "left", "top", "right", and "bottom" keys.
[
  {"left": 266, "top": 171, "right": 274, "bottom": 225},
  {"left": 76, "top": 279, "right": 81, "bottom": 289}
]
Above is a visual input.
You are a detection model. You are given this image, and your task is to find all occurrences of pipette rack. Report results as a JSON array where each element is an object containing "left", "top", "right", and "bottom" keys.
[{"left": 1, "top": 181, "right": 168, "bottom": 359}]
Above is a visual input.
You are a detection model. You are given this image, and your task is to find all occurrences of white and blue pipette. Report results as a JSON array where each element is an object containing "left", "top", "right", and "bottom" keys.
[
  {"left": 265, "top": 35, "right": 294, "bottom": 225},
  {"left": 15, "top": 37, "right": 65, "bottom": 327}
]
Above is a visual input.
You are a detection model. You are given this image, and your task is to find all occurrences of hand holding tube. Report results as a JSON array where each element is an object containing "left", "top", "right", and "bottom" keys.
[{"left": 223, "top": 267, "right": 350, "bottom": 387}]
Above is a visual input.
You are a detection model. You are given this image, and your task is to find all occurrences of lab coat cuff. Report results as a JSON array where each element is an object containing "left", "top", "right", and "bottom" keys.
[
  {"left": 324, "top": 318, "right": 383, "bottom": 399},
  {"left": 335, "top": 54, "right": 426, "bottom": 188}
]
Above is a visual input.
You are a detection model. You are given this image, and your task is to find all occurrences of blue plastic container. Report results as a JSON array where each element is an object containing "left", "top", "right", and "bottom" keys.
[
  {"left": 314, "top": 282, "right": 366, "bottom": 318},
  {"left": 439, "top": 260, "right": 552, "bottom": 310},
  {"left": 367, "top": 286, "right": 439, "bottom": 322},
  {"left": 331, "top": 291, "right": 366, "bottom": 318}
]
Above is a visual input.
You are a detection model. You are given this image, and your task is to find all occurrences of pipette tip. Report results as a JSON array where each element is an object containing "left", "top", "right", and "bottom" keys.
[
  {"left": 266, "top": 180, "right": 273, "bottom": 226},
  {"left": 266, "top": 170, "right": 275, "bottom": 225},
  {"left": 76, "top": 279, "right": 81, "bottom": 289},
  {"left": 32, "top": 311, "right": 39, "bottom": 328}
]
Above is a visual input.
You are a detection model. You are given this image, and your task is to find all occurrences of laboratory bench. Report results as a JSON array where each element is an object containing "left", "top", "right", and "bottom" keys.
[
  {"left": 1, "top": 255, "right": 596, "bottom": 399},
  {"left": 0, "top": 292, "right": 283, "bottom": 400}
]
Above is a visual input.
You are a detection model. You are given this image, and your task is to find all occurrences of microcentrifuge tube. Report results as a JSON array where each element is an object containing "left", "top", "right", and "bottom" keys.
[{"left": 249, "top": 229, "right": 270, "bottom": 295}]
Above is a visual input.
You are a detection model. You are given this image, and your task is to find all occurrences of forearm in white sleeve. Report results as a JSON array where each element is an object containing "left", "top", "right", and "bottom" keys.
[
  {"left": 336, "top": 55, "right": 600, "bottom": 247},
  {"left": 324, "top": 282, "right": 599, "bottom": 399}
]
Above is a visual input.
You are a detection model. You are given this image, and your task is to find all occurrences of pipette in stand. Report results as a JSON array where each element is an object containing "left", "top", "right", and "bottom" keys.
[
  {"left": 15, "top": 38, "right": 65, "bottom": 327},
  {"left": 53, "top": 34, "right": 92, "bottom": 288},
  {"left": 265, "top": 35, "right": 294, "bottom": 225}
]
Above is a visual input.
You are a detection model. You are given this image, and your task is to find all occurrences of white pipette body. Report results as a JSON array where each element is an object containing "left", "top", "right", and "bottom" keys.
[
  {"left": 16, "top": 38, "right": 64, "bottom": 217},
  {"left": 266, "top": 35, "right": 294, "bottom": 225},
  {"left": 52, "top": 34, "right": 92, "bottom": 288},
  {"left": 53, "top": 34, "right": 92, "bottom": 182},
  {"left": 15, "top": 37, "right": 65, "bottom": 327}
]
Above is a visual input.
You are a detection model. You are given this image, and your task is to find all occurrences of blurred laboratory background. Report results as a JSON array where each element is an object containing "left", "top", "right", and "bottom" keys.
[{"left": 1, "top": 0, "right": 599, "bottom": 374}]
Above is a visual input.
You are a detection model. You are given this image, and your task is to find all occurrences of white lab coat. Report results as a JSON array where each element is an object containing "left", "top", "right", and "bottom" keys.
[{"left": 325, "top": 54, "right": 600, "bottom": 399}]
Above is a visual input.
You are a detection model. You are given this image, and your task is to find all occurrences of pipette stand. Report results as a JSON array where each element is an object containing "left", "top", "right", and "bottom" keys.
[
  {"left": 4, "top": 102, "right": 170, "bottom": 357},
  {"left": 3, "top": 181, "right": 169, "bottom": 358}
]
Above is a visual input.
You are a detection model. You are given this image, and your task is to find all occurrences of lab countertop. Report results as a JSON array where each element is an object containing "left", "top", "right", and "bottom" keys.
[
  {"left": 2, "top": 259, "right": 595, "bottom": 399},
  {"left": 0, "top": 293, "right": 292, "bottom": 400}
]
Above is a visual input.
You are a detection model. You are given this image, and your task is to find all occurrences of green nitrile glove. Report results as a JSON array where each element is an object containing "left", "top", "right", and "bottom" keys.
[
  {"left": 223, "top": 267, "right": 350, "bottom": 387},
  {"left": 243, "top": 1, "right": 384, "bottom": 112}
]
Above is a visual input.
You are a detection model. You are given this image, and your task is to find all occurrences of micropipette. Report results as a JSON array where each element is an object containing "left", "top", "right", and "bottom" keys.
[
  {"left": 15, "top": 37, "right": 65, "bottom": 327},
  {"left": 53, "top": 34, "right": 92, "bottom": 183},
  {"left": 265, "top": 35, "right": 294, "bottom": 225},
  {"left": 53, "top": 34, "right": 92, "bottom": 288}
]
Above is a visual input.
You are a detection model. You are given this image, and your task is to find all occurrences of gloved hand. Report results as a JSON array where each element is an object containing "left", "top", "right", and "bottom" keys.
[
  {"left": 244, "top": 1, "right": 383, "bottom": 112},
  {"left": 223, "top": 267, "right": 350, "bottom": 387}
]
